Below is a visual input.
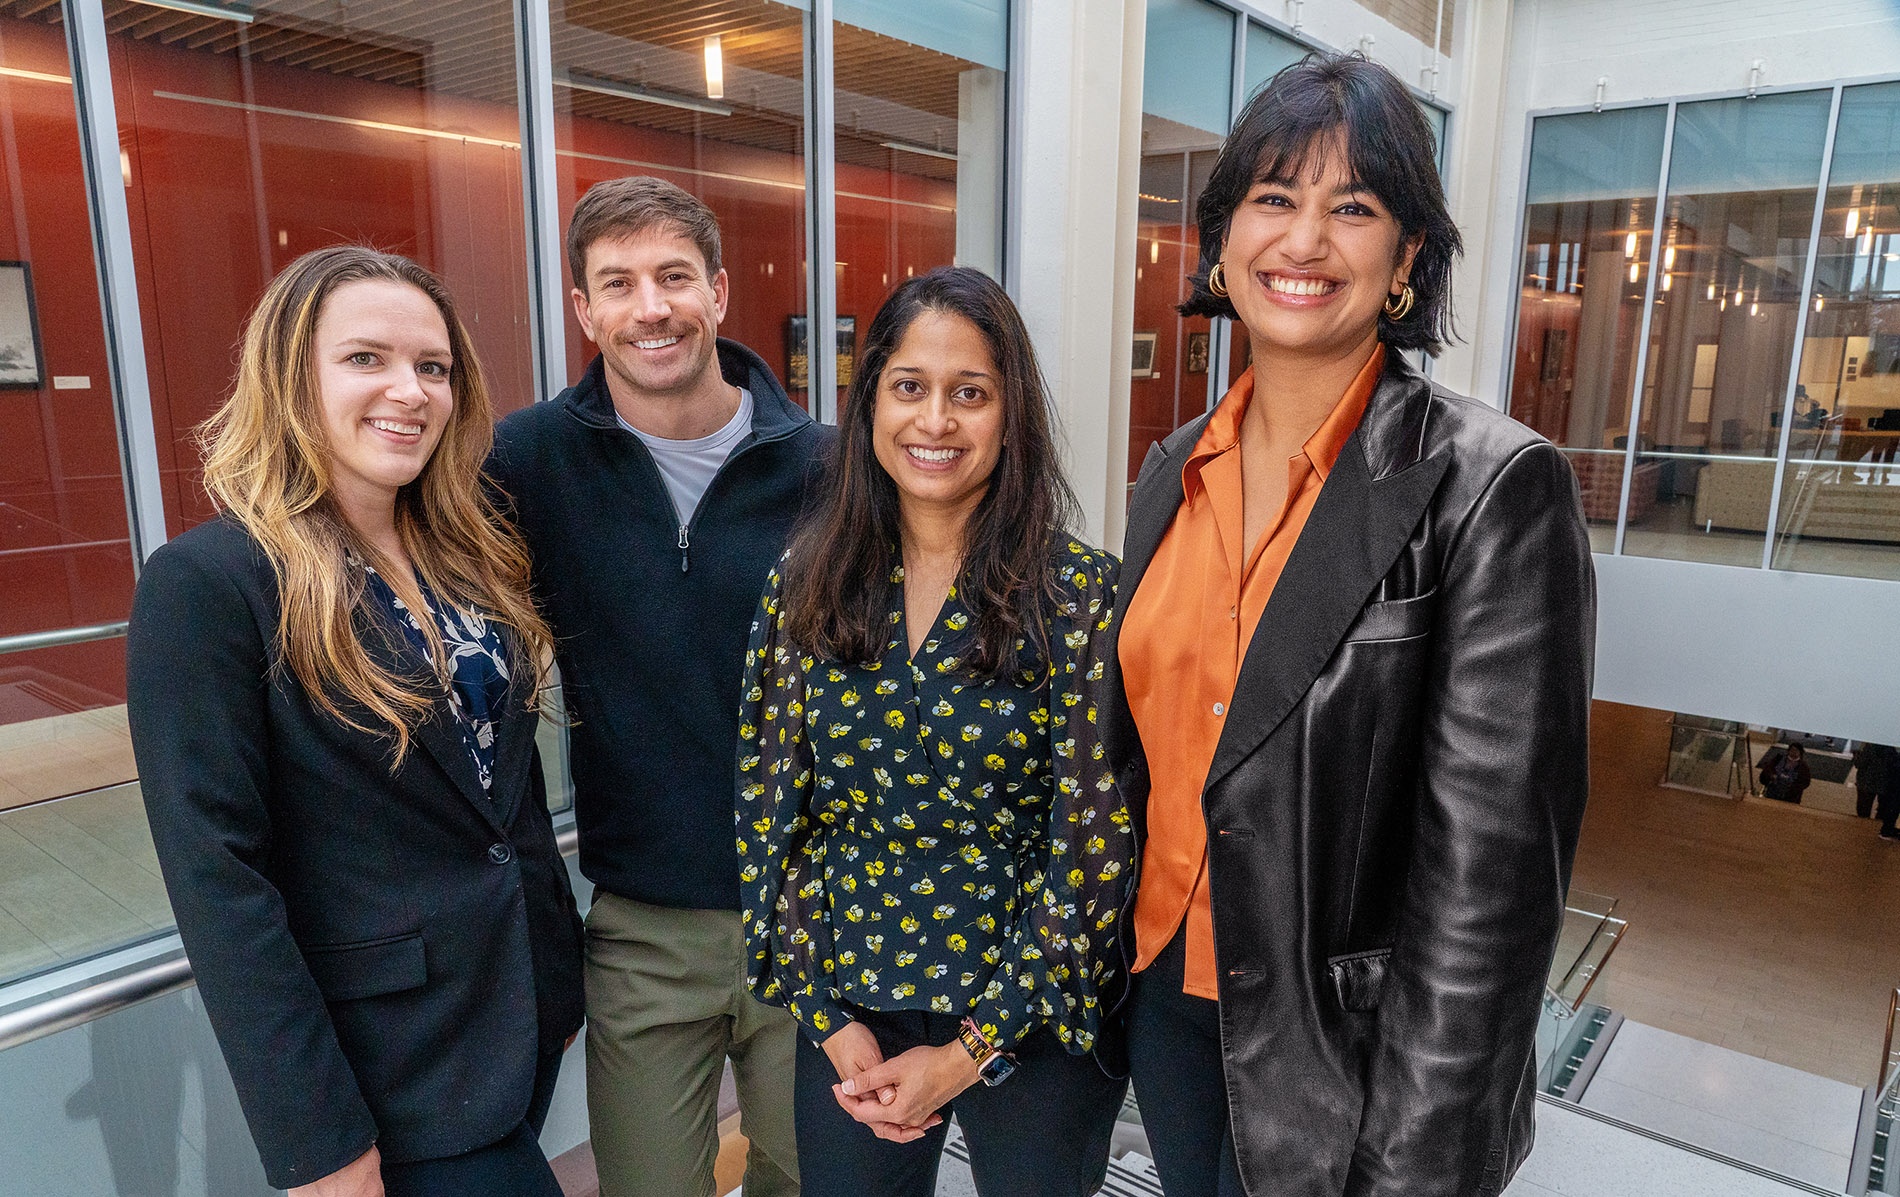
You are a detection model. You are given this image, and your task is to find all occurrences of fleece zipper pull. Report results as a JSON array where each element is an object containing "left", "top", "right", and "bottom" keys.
[{"left": 678, "top": 523, "right": 690, "bottom": 573}]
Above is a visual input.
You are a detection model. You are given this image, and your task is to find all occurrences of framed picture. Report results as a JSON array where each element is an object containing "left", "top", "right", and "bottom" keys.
[
  {"left": 1185, "top": 331, "right": 1210, "bottom": 375},
  {"left": 836, "top": 315, "right": 856, "bottom": 390},
  {"left": 1131, "top": 331, "right": 1158, "bottom": 379},
  {"left": 0, "top": 262, "right": 43, "bottom": 389},
  {"left": 1540, "top": 327, "right": 1568, "bottom": 383},
  {"left": 786, "top": 314, "right": 857, "bottom": 391}
]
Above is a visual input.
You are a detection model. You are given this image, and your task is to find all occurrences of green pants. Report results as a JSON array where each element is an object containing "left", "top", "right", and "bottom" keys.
[{"left": 583, "top": 891, "right": 800, "bottom": 1197}]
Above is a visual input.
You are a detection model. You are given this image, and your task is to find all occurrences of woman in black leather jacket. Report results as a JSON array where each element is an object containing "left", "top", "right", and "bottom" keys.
[{"left": 1104, "top": 53, "right": 1595, "bottom": 1197}]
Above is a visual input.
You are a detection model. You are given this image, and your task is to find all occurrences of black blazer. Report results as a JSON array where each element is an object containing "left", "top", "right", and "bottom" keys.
[
  {"left": 1105, "top": 352, "right": 1595, "bottom": 1197},
  {"left": 126, "top": 517, "right": 585, "bottom": 1190}
]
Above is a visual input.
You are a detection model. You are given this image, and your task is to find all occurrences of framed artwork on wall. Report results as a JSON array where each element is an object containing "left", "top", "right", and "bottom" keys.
[
  {"left": 786, "top": 315, "right": 858, "bottom": 391},
  {"left": 1185, "top": 332, "right": 1209, "bottom": 375},
  {"left": 1131, "top": 331, "right": 1158, "bottom": 379},
  {"left": 0, "top": 262, "right": 44, "bottom": 388}
]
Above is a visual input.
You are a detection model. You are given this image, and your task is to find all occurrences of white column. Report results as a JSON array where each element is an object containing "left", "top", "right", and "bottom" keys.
[
  {"left": 1432, "top": 0, "right": 1520, "bottom": 407},
  {"left": 955, "top": 67, "right": 1006, "bottom": 277},
  {"left": 1009, "top": 0, "right": 1146, "bottom": 553}
]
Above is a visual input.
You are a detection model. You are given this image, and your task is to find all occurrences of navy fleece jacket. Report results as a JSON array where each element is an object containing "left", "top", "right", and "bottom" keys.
[{"left": 489, "top": 339, "right": 833, "bottom": 910}]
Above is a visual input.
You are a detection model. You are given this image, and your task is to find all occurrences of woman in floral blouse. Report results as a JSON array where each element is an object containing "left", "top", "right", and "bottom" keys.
[{"left": 739, "top": 266, "right": 1133, "bottom": 1197}]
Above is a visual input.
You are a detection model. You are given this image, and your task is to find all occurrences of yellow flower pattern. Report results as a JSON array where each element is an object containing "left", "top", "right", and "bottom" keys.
[{"left": 738, "top": 541, "right": 1132, "bottom": 1052}]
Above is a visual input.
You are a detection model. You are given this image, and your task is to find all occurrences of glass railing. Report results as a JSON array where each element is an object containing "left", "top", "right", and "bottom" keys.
[
  {"left": 1871, "top": 991, "right": 1900, "bottom": 1194},
  {"left": 1538, "top": 890, "right": 1628, "bottom": 1098},
  {"left": 1868, "top": 1057, "right": 1900, "bottom": 1193}
]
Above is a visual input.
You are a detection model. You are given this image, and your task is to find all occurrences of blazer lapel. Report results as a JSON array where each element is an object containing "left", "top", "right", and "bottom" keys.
[
  {"left": 487, "top": 683, "right": 541, "bottom": 825},
  {"left": 1202, "top": 358, "right": 1449, "bottom": 794},
  {"left": 1121, "top": 415, "right": 1210, "bottom": 592},
  {"left": 359, "top": 608, "right": 509, "bottom": 836}
]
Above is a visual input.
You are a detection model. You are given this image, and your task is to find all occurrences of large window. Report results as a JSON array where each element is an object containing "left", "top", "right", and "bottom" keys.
[
  {"left": 833, "top": 0, "right": 1006, "bottom": 369},
  {"left": 1774, "top": 81, "right": 1900, "bottom": 580},
  {"left": 0, "top": 0, "right": 1012, "bottom": 995},
  {"left": 1626, "top": 92, "right": 1832, "bottom": 567},
  {"left": 1128, "top": 0, "right": 1230, "bottom": 485},
  {"left": 104, "top": 0, "right": 537, "bottom": 532},
  {"left": 551, "top": 0, "right": 809, "bottom": 396},
  {"left": 1510, "top": 107, "right": 1668, "bottom": 553},
  {"left": 1511, "top": 84, "right": 1900, "bottom": 583},
  {"left": 1125, "top": 8, "right": 1450, "bottom": 487}
]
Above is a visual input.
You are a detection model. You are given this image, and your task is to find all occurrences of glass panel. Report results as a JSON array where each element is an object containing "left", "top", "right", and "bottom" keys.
[
  {"left": 0, "top": 8, "right": 139, "bottom": 834},
  {"left": 0, "top": 11, "right": 133, "bottom": 638},
  {"left": 0, "top": 782, "right": 170, "bottom": 988},
  {"left": 1623, "top": 91, "right": 1832, "bottom": 567},
  {"left": 1508, "top": 107, "right": 1668, "bottom": 554},
  {"left": 1242, "top": 20, "right": 1305, "bottom": 104},
  {"left": 1128, "top": 0, "right": 1229, "bottom": 489},
  {"left": 1144, "top": 0, "right": 1233, "bottom": 137},
  {"left": 1772, "top": 81, "right": 1900, "bottom": 580},
  {"left": 834, "top": 0, "right": 1007, "bottom": 379},
  {"left": 552, "top": 1, "right": 808, "bottom": 400},
  {"left": 101, "top": 0, "right": 534, "bottom": 533}
]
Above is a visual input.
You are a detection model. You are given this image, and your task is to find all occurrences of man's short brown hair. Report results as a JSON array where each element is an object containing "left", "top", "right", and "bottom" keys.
[{"left": 566, "top": 176, "right": 723, "bottom": 291}]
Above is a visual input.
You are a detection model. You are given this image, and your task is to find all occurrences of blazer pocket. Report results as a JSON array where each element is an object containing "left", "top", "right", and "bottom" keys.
[
  {"left": 304, "top": 932, "right": 427, "bottom": 1002},
  {"left": 1342, "top": 589, "right": 1437, "bottom": 643},
  {"left": 1326, "top": 947, "right": 1392, "bottom": 1012}
]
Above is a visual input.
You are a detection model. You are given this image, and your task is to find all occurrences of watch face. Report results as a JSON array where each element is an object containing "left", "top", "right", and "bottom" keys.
[{"left": 979, "top": 1052, "right": 1018, "bottom": 1086}]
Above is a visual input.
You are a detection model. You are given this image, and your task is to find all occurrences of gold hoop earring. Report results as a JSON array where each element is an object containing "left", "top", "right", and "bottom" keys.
[
  {"left": 1383, "top": 284, "right": 1416, "bottom": 320},
  {"left": 1207, "top": 261, "right": 1229, "bottom": 298}
]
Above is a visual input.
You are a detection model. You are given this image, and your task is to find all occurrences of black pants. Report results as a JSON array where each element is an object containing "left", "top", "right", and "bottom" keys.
[
  {"left": 1879, "top": 788, "right": 1900, "bottom": 836},
  {"left": 382, "top": 1048, "right": 566, "bottom": 1197},
  {"left": 1127, "top": 933, "right": 1246, "bottom": 1197},
  {"left": 794, "top": 1006, "right": 1125, "bottom": 1197}
]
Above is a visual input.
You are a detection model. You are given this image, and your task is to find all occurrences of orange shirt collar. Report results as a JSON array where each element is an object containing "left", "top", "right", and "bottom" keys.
[{"left": 1182, "top": 343, "right": 1387, "bottom": 504}]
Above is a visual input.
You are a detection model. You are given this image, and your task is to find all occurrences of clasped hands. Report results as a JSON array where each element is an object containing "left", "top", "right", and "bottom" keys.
[{"left": 820, "top": 1021, "right": 984, "bottom": 1143}]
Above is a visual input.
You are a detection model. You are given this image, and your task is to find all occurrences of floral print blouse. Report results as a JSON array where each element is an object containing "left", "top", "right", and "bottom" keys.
[
  {"left": 738, "top": 539, "right": 1132, "bottom": 1052},
  {"left": 362, "top": 566, "right": 512, "bottom": 794}
]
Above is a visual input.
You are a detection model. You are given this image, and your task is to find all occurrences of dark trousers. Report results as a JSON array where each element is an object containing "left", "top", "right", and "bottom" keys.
[
  {"left": 794, "top": 1006, "right": 1125, "bottom": 1197},
  {"left": 382, "top": 1048, "right": 566, "bottom": 1197},
  {"left": 1127, "top": 933, "right": 1246, "bottom": 1197},
  {"left": 1880, "top": 789, "right": 1900, "bottom": 836}
]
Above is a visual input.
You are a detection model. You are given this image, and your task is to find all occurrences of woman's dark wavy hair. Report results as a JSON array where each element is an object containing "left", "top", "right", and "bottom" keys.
[
  {"left": 1180, "top": 51, "right": 1462, "bottom": 355},
  {"left": 781, "top": 266, "right": 1079, "bottom": 680}
]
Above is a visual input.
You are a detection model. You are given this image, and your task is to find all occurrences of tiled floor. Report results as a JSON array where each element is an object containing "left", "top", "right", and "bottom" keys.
[
  {"left": 1574, "top": 701, "right": 1900, "bottom": 1088},
  {"left": 0, "top": 705, "right": 136, "bottom": 811},
  {"left": 1503, "top": 1100, "right": 1826, "bottom": 1197},
  {"left": 1579, "top": 1020, "right": 1862, "bottom": 1190},
  {"left": 0, "top": 782, "right": 171, "bottom": 984}
]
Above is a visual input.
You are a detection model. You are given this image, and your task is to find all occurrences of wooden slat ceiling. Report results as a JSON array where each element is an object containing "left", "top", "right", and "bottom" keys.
[{"left": 2, "top": 1, "right": 967, "bottom": 180}]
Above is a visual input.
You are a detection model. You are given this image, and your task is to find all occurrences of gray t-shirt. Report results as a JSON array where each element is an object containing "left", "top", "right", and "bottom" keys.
[{"left": 617, "top": 388, "right": 753, "bottom": 525}]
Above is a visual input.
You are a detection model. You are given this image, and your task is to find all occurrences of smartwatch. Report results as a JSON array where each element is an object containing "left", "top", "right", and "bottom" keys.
[{"left": 958, "top": 1017, "right": 1018, "bottom": 1087}]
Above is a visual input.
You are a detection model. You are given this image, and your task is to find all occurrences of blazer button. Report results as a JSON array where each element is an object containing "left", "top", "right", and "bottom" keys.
[{"left": 487, "top": 842, "right": 514, "bottom": 865}]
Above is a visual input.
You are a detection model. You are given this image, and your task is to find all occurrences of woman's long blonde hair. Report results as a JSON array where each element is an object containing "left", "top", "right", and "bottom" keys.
[{"left": 200, "top": 245, "right": 553, "bottom": 761}]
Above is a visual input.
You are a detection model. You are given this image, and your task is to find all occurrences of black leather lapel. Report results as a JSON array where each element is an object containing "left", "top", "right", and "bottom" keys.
[{"left": 1202, "top": 433, "right": 1449, "bottom": 795}]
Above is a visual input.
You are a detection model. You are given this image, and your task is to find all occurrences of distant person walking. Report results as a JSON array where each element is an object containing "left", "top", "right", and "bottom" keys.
[
  {"left": 1853, "top": 742, "right": 1890, "bottom": 819},
  {"left": 1758, "top": 743, "right": 1812, "bottom": 804},
  {"left": 1874, "top": 745, "right": 1900, "bottom": 842}
]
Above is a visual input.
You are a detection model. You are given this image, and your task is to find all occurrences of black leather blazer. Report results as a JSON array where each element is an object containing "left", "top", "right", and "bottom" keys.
[
  {"left": 126, "top": 517, "right": 585, "bottom": 1190},
  {"left": 1105, "top": 352, "right": 1595, "bottom": 1197}
]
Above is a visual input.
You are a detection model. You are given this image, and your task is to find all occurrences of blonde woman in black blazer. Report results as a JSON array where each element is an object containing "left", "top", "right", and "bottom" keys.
[{"left": 127, "top": 247, "right": 582, "bottom": 1197}]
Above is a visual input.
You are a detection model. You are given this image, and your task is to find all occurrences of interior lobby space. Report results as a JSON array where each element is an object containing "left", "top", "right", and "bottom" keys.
[{"left": 1572, "top": 702, "right": 1899, "bottom": 1091}]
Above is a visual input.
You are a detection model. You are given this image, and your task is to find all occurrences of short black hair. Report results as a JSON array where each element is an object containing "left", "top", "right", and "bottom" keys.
[{"left": 1180, "top": 51, "right": 1462, "bottom": 355}]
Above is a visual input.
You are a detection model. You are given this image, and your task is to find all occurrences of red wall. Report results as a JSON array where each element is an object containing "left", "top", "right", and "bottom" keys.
[{"left": 0, "top": 14, "right": 956, "bottom": 711}]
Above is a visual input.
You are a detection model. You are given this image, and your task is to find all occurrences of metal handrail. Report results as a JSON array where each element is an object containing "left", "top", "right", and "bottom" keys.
[
  {"left": 0, "top": 621, "right": 128, "bottom": 657},
  {"left": 1881, "top": 987, "right": 1900, "bottom": 1091},
  {"left": 0, "top": 822, "right": 581, "bottom": 1054},
  {"left": 1549, "top": 899, "right": 1624, "bottom": 1010},
  {"left": 1569, "top": 917, "right": 1628, "bottom": 1012}
]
